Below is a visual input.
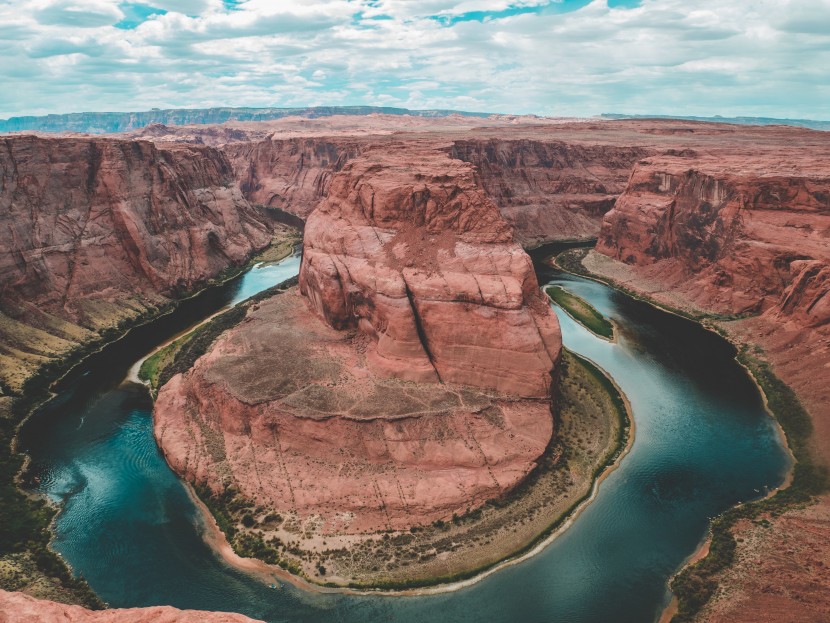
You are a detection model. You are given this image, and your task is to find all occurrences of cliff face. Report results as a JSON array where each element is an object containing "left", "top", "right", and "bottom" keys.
[
  {"left": 596, "top": 154, "right": 830, "bottom": 317},
  {"left": 0, "top": 135, "right": 272, "bottom": 392},
  {"left": 223, "top": 137, "right": 360, "bottom": 217},
  {"left": 451, "top": 139, "right": 650, "bottom": 245},
  {"left": 154, "top": 144, "right": 560, "bottom": 536},
  {"left": 580, "top": 143, "right": 830, "bottom": 623},
  {"left": 300, "top": 144, "right": 562, "bottom": 397},
  {"left": 0, "top": 589, "right": 261, "bottom": 623}
]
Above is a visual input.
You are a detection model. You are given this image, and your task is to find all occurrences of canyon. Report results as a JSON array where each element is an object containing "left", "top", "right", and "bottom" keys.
[
  {"left": 2, "top": 114, "right": 830, "bottom": 619},
  {"left": 0, "top": 135, "right": 273, "bottom": 394}
]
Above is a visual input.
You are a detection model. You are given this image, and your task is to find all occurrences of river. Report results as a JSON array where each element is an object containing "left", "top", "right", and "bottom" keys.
[{"left": 18, "top": 246, "right": 790, "bottom": 623}]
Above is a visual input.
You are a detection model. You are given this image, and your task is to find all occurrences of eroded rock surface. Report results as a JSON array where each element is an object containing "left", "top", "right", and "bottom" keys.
[
  {"left": 155, "top": 292, "right": 554, "bottom": 533},
  {"left": 589, "top": 138, "right": 830, "bottom": 623},
  {"left": 0, "top": 589, "right": 261, "bottom": 623},
  {"left": 0, "top": 135, "right": 272, "bottom": 391},
  {"left": 597, "top": 153, "right": 830, "bottom": 317},
  {"left": 155, "top": 144, "right": 561, "bottom": 534},
  {"left": 451, "top": 139, "right": 649, "bottom": 246},
  {"left": 593, "top": 150, "right": 830, "bottom": 418},
  {"left": 300, "top": 145, "right": 561, "bottom": 397}
]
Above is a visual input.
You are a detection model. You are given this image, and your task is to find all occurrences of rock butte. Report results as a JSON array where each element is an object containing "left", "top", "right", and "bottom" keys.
[
  {"left": 154, "top": 144, "right": 562, "bottom": 533},
  {"left": 0, "top": 589, "right": 263, "bottom": 623}
]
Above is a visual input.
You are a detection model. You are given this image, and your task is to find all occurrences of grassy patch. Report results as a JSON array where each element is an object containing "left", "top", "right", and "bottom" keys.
[
  {"left": 545, "top": 285, "right": 614, "bottom": 339},
  {"left": 669, "top": 351, "right": 828, "bottom": 622}
]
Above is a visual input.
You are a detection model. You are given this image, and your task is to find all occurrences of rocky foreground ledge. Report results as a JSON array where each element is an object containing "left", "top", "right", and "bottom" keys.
[{"left": 0, "top": 589, "right": 262, "bottom": 623}]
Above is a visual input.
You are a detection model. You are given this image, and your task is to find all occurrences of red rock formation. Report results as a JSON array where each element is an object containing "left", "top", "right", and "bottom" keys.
[
  {"left": 0, "top": 589, "right": 261, "bottom": 623},
  {"left": 154, "top": 143, "right": 561, "bottom": 535},
  {"left": 585, "top": 138, "right": 830, "bottom": 622},
  {"left": 300, "top": 144, "right": 561, "bottom": 397},
  {"left": 0, "top": 134, "right": 272, "bottom": 391},
  {"left": 223, "top": 137, "right": 359, "bottom": 217},
  {"left": 0, "top": 135, "right": 271, "bottom": 314},
  {"left": 451, "top": 139, "right": 649, "bottom": 245},
  {"left": 154, "top": 292, "right": 554, "bottom": 533},
  {"left": 597, "top": 153, "right": 830, "bottom": 317}
]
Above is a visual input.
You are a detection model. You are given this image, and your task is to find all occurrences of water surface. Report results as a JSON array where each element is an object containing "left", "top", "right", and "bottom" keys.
[{"left": 20, "top": 248, "right": 790, "bottom": 623}]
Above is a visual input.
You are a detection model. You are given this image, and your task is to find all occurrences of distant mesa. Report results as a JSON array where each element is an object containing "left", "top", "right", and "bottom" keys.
[{"left": 0, "top": 105, "right": 492, "bottom": 135}]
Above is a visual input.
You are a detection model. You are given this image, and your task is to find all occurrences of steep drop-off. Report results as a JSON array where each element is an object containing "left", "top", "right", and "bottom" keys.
[
  {"left": 154, "top": 145, "right": 561, "bottom": 545},
  {"left": 451, "top": 139, "right": 649, "bottom": 246},
  {"left": 597, "top": 154, "right": 830, "bottom": 317},
  {"left": 223, "top": 137, "right": 360, "bottom": 217},
  {"left": 589, "top": 148, "right": 830, "bottom": 623},
  {"left": 0, "top": 135, "right": 272, "bottom": 392},
  {"left": 300, "top": 144, "right": 562, "bottom": 396}
]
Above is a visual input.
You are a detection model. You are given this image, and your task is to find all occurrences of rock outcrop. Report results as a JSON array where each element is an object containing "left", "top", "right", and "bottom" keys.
[
  {"left": 300, "top": 144, "right": 561, "bottom": 397},
  {"left": 597, "top": 153, "right": 830, "bottom": 318},
  {"left": 0, "top": 135, "right": 272, "bottom": 391},
  {"left": 451, "top": 139, "right": 649, "bottom": 245},
  {"left": 223, "top": 138, "right": 360, "bottom": 217},
  {"left": 155, "top": 292, "right": 555, "bottom": 533},
  {"left": 0, "top": 589, "right": 261, "bottom": 623},
  {"left": 154, "top": 144, "right": 561, "bottom": 536}
]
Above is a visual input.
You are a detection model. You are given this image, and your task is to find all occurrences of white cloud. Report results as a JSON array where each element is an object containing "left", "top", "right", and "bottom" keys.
[
  {"left": 31, "top": 0, "right": 123, "bottom": 27},
  {"left": 0, "top": 0, "right": 828, "bottom": 119}
]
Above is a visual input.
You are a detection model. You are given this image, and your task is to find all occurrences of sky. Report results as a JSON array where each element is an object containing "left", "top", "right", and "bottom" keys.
[{"left": 0, "top": 0, "right": 829, "bottom": 119}]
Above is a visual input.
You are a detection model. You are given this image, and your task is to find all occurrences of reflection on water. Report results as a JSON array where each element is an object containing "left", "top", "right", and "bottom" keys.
[{"left": 19, "top": 248, "right": 790, "bottom": 623}]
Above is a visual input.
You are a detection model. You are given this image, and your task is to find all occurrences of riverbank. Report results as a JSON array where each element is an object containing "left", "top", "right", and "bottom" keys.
[
  {"left": 177, "top": 346, "right": 633, "bottom": 594},
  {"left": 552, "top": 248, "right": 827, "bottom": 623},
  {"left": 136, "top": 240, "right": 300, "bottom": 392},
  {"left": 0, "top": 229, "right": 300, "bottom": 609}
]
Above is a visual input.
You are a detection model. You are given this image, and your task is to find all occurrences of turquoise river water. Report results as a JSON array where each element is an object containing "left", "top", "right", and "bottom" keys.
[{"left": 19, "top": 247, "right": 791, "bottom": 623}]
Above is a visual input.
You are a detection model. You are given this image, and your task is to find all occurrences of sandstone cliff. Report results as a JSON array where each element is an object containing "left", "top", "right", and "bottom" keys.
[
  {"left": 154, "top": 144, "right": 561, "bottom": 537},
  {"left": 223, "top": 137, "right": 360, "bottom": 217},
  {"left": 451, "top": 139, "right": 649, "bottom": 245},
  {"left": 597, "top": 153, "right": 830, "bottom": 319},
  {"left": 0, "top": 135, "right": 272, "bottom": 392},
  {"left": 590, "top": 147, "right": 830, "bottom": 622},
  {"left": 300, "top": 144, "right": 561, "bottom": 396},
  {"left": 0, "top": 589, "right": 261, "bottom": 623}
]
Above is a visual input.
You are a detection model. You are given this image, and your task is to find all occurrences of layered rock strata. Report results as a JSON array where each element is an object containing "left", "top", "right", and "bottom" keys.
[
  {"left": 597, "top": 153, "right": 830, "bottom": 317},
  {"left": 154, "top": 145, "right": 561, "bottom": 535},
  {"left": 590, "top": 147, "right": 830, "bottom": 622},
  {"left": 223, "top": 137, "right": 360, "bottom": 217},
  {"left": 594, "top": 152, "right": 830, "bottom": 414},
  {"left": 300, "top": 145, "right": 562, "bottom": 397},
  {"left": 0, "top": 135, "right": 272, "bottom": 391},
  {"left": 451, "top": 139, "right": 649, "bottom": 245}
]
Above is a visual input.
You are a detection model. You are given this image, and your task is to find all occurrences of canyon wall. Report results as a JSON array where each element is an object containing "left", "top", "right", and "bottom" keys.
[
  {"left": 154, "top": 144, "right": 561, "bottom": 536},
  {"left": 0, "top": 135, "right": 272, "bottom": 392},
  {"left": 223, "top": 137, "right": 360, "bottom": 217},
  {"left": 592, "top": 149, "right": 830, "bottom": 436},
  {"left": 451, "top": 139, "right": 650, "bottom": 245},
  {"left": 596, "top": 154, "right": 830, "bottom": 318}
]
